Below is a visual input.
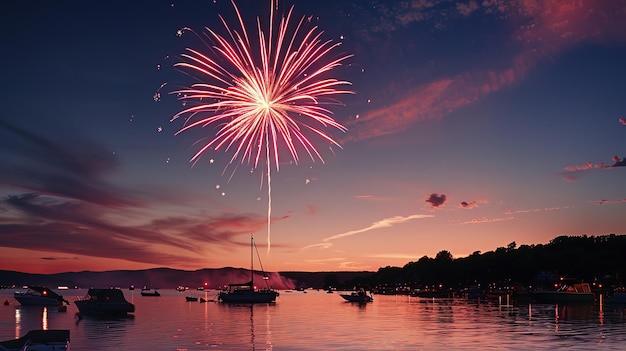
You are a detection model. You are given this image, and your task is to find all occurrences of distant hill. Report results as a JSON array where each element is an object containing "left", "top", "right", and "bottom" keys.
[
  {"left": 0, "top": 268, "right": 374, "bottom": 290},
  {"left": 280, "top": 271, "right": 374, "bottom": 289}
]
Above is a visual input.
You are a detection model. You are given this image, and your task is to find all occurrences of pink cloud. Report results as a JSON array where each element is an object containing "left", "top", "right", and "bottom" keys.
[
  {"left": 459, "top": 198, "right": 489, "bottom": 209},
  {"left": 594, "top": 198, "right": 626, "bottom": 205},
  {"left": 462, "top": 216, "right": 514, "bottom": 224},
  {"left": 619, "top": 118, "right": 626, "bottom": 125},
  {"left": 342, "top": 1, "right": 626, "bottom": 143},
  {"left": 513, "top": 207, "right": 561, "bottom": 214},
  {"left": 457, "top": 1, "right": 479, "bottom": 17},
  {"left": 560, "top": 156, "right": 626, "bottom": 181},
  {"left": 565, "top": 162, "right": 608, "bottom": 172},
  {"left": 354, "top": 194, "right": 393, "bottom": 202}
]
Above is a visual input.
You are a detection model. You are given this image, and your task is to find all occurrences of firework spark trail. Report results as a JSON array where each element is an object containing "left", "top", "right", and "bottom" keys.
[{"left": 171, "top": 0, "right": 353, "bottom": 253}]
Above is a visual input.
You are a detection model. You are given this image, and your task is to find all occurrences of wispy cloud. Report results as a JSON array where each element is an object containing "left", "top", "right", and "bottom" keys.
[
  {"left": 354, "top": 194, "right": 393, "bottom": 202},
  {"left": 340, "top": 1, "right": 626, "bottom": 143},
  {"left": 0, "top": 119, "right": 136, "bottom": 208},
  {"left": 506, "top": 206, "right": 563, "bottom": 215},
  {"left": 468, "top": 205, "right": 572, "bottom": 225},
  {"left": 560, "top": 156, "right": 626, "bottom": 181},
  {"left": 303, "top": 257, "right": 345, "bottom": 265},
  {"left": 461, "top": 216, "right": 514, "bottom": 224},
  {"left": 0, "top": 119, "right": 277, "bottom": 269},
  {"left": 459, "top": 199, "right": 488, "bottom": 209},
  {"left": 369, "top": 253, "right": 424, "bottom": 260},
  {"left": 322, "top": 214, "right": 434, "bottom": 242},
  {"left": 593, "top": 198, "right": 626, "bottom": 205}
]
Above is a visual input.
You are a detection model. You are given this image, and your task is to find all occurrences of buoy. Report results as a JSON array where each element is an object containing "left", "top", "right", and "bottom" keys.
[{"left": 3, "top": 300, "right": 9, "bottom": 306}]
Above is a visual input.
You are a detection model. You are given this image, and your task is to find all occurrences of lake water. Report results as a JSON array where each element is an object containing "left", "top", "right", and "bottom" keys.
[{"left": 1, "top": 288, "right": 626, "bottom": 350}]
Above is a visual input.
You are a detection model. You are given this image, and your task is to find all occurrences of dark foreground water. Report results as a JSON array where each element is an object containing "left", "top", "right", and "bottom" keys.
[{"left": 1, "top": 288, "right": 626, "bottom": 350}]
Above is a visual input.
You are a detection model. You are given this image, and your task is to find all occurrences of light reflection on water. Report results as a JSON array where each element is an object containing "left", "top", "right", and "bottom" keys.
[{"left": 1, "top": 289, "right": 626, "bottom": 350}]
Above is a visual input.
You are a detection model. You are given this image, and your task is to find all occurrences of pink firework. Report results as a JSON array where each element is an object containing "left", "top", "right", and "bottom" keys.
[{"left": 171, "top": 0, "right": 353, "bottom": 251}]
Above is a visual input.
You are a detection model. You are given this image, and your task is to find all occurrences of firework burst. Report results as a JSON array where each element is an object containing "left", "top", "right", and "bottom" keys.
[{"left": 171, "top": 0, "right": 353, "bottom": 252}]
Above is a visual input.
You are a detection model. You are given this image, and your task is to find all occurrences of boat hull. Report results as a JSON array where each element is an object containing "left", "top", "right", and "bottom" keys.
[
  {"left": 13, "top": 287, "right": 66, "bottom": 307},
  {"left": 340, "top": 294, "right": 373, "bottom": 303},
  {"left": 0, "top": 329, "right": 69, "bottom": 351},
  {"left": 218, "top": 291, "right": 278, "bottom": 304},
  {"left": 14, "top": 295, "right": 62, "bottom": 306},
  {"left": 75, "top": 288, "right": 135, "bottom": 317},
  {"left": 75, "top": 301, "right": 135, "bottom": 317},
  {"left": 530, "top": 291, "right": 595, "bottom": 304}
]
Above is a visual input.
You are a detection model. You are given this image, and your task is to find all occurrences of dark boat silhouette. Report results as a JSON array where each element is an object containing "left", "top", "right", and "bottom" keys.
[
  {"left": 218, "top": 236, "right": 279, "bottom": 304},
  {"left": 75, "top": 288, "right": 135, "bottom": 317}
]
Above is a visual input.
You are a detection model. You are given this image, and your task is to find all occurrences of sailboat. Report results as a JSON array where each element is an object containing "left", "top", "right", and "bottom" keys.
[{"left": 218, "top": 235, "right": 280, "bottom": 303}]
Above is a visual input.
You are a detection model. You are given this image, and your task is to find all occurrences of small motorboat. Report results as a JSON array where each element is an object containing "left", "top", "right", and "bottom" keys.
[
  {"left": 13, "top": 286, "right": 69, "bottom": 306},
  {"left": 0, "top": 329, "right": 69, "bottom": 351},
  {"left": 530, "top": 280, "right": 594, "bottom": 304},
  {"left": 185, "top": 296, "right": 198, "bottom": 302},
  {"left": 140, "top": 290, "right": 160, "bottom": 297},
  {"left": 340, "top": 288, "right": 373, "bottom": 303}
]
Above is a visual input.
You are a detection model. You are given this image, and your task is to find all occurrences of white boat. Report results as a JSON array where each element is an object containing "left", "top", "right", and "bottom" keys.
[
  {"left": 13, "top": 286, "right": 68, "bottom": 306},
  {"left": 218, "top": 236, "right": 279, "bottom": 304},
  {"left": 0, "top": 329, "right": 69, "bottom": 351}
]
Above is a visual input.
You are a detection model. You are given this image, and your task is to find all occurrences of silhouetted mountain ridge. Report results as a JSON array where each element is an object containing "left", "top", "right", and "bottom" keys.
[{"left": 0, "top": 267, "right": 371, "bottom": 290}]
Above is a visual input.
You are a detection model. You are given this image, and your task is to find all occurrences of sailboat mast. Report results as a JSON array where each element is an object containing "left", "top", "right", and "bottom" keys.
[{"left": 250, "top": 235, "right": 254, "bottom": 288}]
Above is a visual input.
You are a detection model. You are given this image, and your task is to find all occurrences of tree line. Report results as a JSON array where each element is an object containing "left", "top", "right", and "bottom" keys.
[{"left": 345, "top": 234, "right": 626, "bottom": 292}]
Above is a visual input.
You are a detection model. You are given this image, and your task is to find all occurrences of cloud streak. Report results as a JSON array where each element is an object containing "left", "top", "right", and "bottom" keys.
[
  {"left": 341, "top": 1, "right": 626, "bottom": 143},
  {"left": 0, "top": 119, "right": 279, "bottom": 269},
  {"left": 461, "top": 216, "right": 514, "bottom": 224},
  {"left": 594, "top": 198, "right": 626, "bottom": 205},
  {"left": 322, "top": 214, "right": 434, "bottom": 242},
  {"left": 460, "top": 199, "right": 488, "bottom": 209},
  {"left": 560, "top": 156, "right": 626, "bottom": 181}
]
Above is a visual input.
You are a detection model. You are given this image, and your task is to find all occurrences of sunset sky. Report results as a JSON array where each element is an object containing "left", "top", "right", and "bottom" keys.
[{"left": 1, "top": 0, "right": 625, "bottom": 274}]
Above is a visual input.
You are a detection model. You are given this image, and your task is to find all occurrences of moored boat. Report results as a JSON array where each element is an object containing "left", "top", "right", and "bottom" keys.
[
  {"left": 13, "top": 286, "right": 69, "bottom": 306},
  {"left": 185, "top": 296, "right": 198, "bottom": 302},
  {"left": 530, "top": 281, "right": 594, "bottom": 304},
  {"left": 0, "top": 329, "right": 69, "bottom": 351},
  {"left": 75, "top": 288, "right": 135, "bottom": 317},
  {"left": 340, "top": 288, "right": 373, "bottom": 303},
  {"left": 218, "top": 283, "right": 279, "bottom": 303},
  {"left": 140, "top": 290, "right": 160, "bottom": 297},
  {"left": 218, "top": 235, "right": 279, "bottom": 304}
]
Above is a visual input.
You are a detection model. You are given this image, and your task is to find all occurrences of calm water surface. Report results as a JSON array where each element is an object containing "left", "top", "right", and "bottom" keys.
[{"left": 1, "top": 289, "right": 626, "bottom": 350}]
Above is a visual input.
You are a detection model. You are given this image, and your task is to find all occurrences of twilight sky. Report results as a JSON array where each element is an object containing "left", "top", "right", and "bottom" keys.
[{"left": 1, "top": 0, "right": 625, "bottom": 274}]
